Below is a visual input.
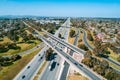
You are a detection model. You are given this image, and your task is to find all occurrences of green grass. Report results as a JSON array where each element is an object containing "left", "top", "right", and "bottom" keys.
[
  {"left": 0, "top": 37, "right": 13, "bottom": 44},
  {"left": 67, "top": 74, "right": 88, "bottom": 80},
  {"left": 108, "top": 48, "right": 119, "bottom": 61},
  {"left": 0, "top": 40, "right": 41, "bottom": 56},
  {"left": 0, "top": 47, "right": 43, "bottom": 80},
  {"left": 109, "top": 61, "right": 120, "bottom": 70}
]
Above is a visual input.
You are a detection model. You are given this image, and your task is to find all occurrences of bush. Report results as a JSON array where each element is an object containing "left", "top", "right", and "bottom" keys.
[
  {"left": 11, "top": 55, "right": 22, "bottom": 61},
  {"left": 0, "top": 48, "right": 9, "bottom": 53},
  {"left": 87, "top": 33, "right": 93, "bottom": 41},
  {"left": 117, "top": 55, "right": 120, "bottom": 62},
  {"left": 70, "top": 30, "right": 76, "bottom": 37},
  {"left": 78, "top": 44, "right": 89, "bottom": 51},
  {"left": 82, "top": 56, "right": 120, "bottom": 80}
]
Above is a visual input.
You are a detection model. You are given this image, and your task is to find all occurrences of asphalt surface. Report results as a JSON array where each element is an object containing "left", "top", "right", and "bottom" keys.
[
  {"left": 60, "top": 61, "right": 69, "bottom": 80},
  {"left": 60, "top": 19, "right": 71, "bottom": 80},
  {"left": 82, "top": 29, "right": 120, "bottom": 74},
  {"left": 39, "top": 54, "right": 61, "bottom": 80},
  {"left": 19, "top": 42, "right": 44, "bottom": 55},
  {"left": 38, "top": 19, "right": 70, "bottom": 80},
  {"left": 14, "top": 46, "right": 48, "bottom": 80},
  {"left": 60, "top": 30, "right": 80, "bottom": 80},
  {"left": 39, "top": 35, "right": 101, "bottom": 80},
  {"left": 44, "top": 31, "right": 85, "bottom": 54}
]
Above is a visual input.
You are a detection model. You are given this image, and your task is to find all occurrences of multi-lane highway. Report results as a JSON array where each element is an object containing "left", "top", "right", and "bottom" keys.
[
  {"left": 59, "top": 18, "right": 71, "bottom": 80},
  {"left": 39, "top": 19, "right": 70, "bottom": 80},
  {"left": 39, "top": 53, "right": 61, "bottom": 80},
  {"left": 43, "top": 29, "right": 85, "bottom": 54},
  {"left": 38, "top": 34, "right": 103, "bottom": 80},
  {"left": 60, "top": 29, "right": 80, "bottom": 80},
  {"left": 45, "top": 27, "right": 120, "bottom": 72},
  {"left": 14, "top": 46, "right": 48, "bottom": 80},
  {"left": 20, "top": 18, "right": 104, "bottom": 80}
]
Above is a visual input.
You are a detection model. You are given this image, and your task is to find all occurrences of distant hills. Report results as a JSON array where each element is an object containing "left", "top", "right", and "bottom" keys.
[{"left": 0, "top": 15, "right": 120, "bottom": 20}]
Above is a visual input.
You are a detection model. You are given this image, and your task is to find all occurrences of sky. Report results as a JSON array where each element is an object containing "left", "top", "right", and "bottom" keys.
[{"left": 0, "top": 0, "right": 120, "bottom": 17}]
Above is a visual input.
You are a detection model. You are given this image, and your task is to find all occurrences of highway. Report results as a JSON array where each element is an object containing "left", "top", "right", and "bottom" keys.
[
  {"left": 39, "top": 53, "right": 61, "bottom": 80},
  {"left": 59, "top": 18, "right": 71, "bottom": 80},
  {"left": 14, "top": 46, "right": 48, "bottom": 80},
  {"left": 43, "top": 29, "right": 85, "bottom": 54},
  {"left": 23, "top": 18, "right": 103, "bottom": 80},
  {"left": 39, "top": 34, "right": 102, "bottom": 80},
  {"left": 39, "top": 19, "right": 69, "bottom": 80},
  {"left": 60, "top": 29, "right": 80, "bottom": 80}
]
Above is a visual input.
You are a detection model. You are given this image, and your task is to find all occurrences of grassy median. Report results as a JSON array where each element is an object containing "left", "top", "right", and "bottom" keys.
[{"left": 33, "top": 61, "right": 47, "bottom": 80}]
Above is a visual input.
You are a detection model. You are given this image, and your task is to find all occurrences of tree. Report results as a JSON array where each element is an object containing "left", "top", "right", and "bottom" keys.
[
  {"left": 45, "top": 48, "right": 54, "bottom": 61},
  {"left": 11, "top": 55, "right": 21, "bottom": 61},
  {"left": 87, "top": 33, "right": 93, "bottom": 41},
  {"left": 93, "top": 39, "right": 102, "bottom": 47},
  {"left": 117, "top": 55, "right": 120, "bottom": 62},
  {"left": 101, "top": 60, "right": 109, "bottom": 68},
  {"left": 82, "top": 58, "right": 93, "bottom": 68},
  {"left": 78, "top": 44, "right": 89, "bottom": 51},
  {"left": 84, "top": 50, "right": 92, "bottom": 58},
  {"left": 70, "top": 30, "right": 75, "bottom": 37},
  {"left": 58, "top": 33, "right": 62, "bottom": 38}
]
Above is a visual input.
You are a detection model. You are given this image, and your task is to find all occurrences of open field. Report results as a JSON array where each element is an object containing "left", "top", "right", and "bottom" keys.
[
  {"left": 0, "top": 37, "right": 13, "bottom": 44},
  {"left": 108, "top": 48, "right": 119, "bottom": 61},
  {"left": 67, "top": 74, "right": 88, "bottom": 80},
  {"left": 0, "top": 39, "right": 41, "bottom": 56},
  {"left": 0, "top": 47, "right": 43, "bottom": 80}
]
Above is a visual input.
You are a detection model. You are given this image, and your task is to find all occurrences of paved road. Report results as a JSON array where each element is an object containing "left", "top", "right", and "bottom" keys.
[
  {"left": 82, "top": 29, "right": 120, "bottom": 74},
  {"left": 60, "top": 29, "right": 80, "bottom": 80},
  {"left": 19, "top": 42, "right": 44, "bottom": 55},
  {"left": 60, "top": 61, "right": 69, "bottom": 80},
  {"left": 14, "top": 46, "right": 48, "bottom": 80},
  {"left": 60, "top": 18, "right": 71, "bottom": 80},
  {"left": 43, "top": 30, "right": 85, "bottom": 54},
  {"left": 39, "top": 53, "right": 61, "bottom": 80},
  {"left": 39, "top": 35, "right": 102, "bottom": 80},
  {"left": 38, "top": 19, "right": 69, "bottom": 80},
  {"left": 14, "top": 21, "right": 49, "bottom": 80}
]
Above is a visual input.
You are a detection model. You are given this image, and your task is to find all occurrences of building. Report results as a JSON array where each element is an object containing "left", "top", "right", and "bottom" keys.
[{"left": 96, "top": 33, "right": 106, "bottom": 40}]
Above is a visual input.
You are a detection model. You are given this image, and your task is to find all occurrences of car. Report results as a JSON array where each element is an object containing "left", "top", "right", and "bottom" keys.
[
  {"left": 79, "top": 64, "right": 83, "bottom": 67},
  {"left": 22, "top": 75, "right": 25, "bottom": 79},
  {"left": 60, "top": 49, "right": 62, "bottom": 51},
  {"left": 66, "top": 56, "right": 69, "bottom": 59},
  {"left": 41, "top": 56, "right": 43, "bottom": 59},
  {"left": 74, "top": 63, "right": 78, "bottom": 65},
  {"left": 50, "top": 61, "right": 56, "bottom": 71},
  {"left": 57, "top": 63, "right": 59, "bottom": 66},
  {"left": 38, "top": 54, "right": 41, "bottom": 56},
  {"left": 27, "top": 66, "right": 30, "bottom": 69}
]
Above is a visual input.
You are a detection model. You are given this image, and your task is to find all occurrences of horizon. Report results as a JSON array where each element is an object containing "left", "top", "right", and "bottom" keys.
[{"left": 0, "top": 0, "right": 120, "bottom": 18}]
